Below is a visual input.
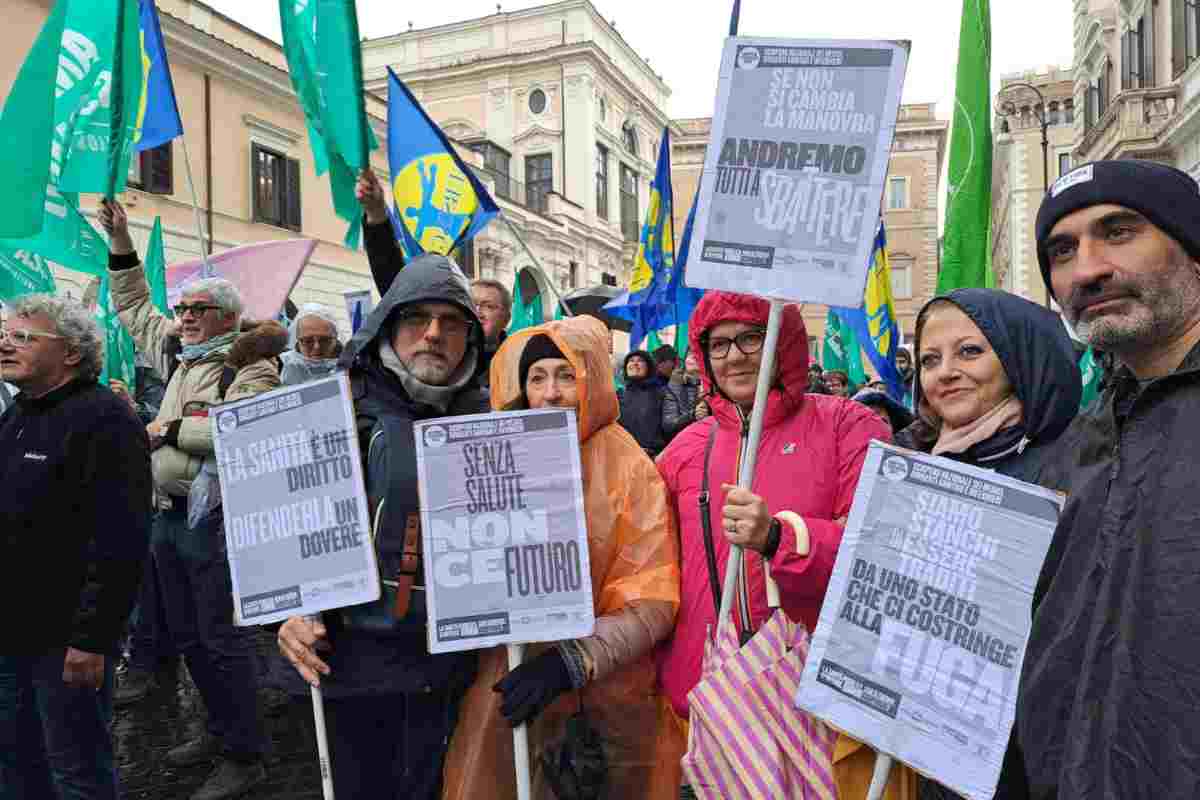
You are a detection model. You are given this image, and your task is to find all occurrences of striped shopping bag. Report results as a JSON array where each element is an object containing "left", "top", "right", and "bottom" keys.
[{"left": 683, "top": 580, "right": 838, "bottom": 799}]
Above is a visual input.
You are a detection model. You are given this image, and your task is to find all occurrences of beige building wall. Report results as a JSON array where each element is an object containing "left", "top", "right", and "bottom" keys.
[
  {"left": 362, "top": 0, "right": 674, "bottom": 300},
  {"left": 991, "top": 67, "right": 1077, "bottom": 307},
  {"left": 2, "top": 0, "right": 385, "bottom": 336},
  {"left": 669, "top": 104, "right": 948, "bottom": 363}
]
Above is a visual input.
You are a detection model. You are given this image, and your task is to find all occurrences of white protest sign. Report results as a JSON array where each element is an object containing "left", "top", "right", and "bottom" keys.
[
  {"left": 343, "top": 288, "right": 373, "bottom": 333},
  {"left": 795, "top": 442, "right": 1062, "bottom": 800},
  {"left": 413, "top": 409, "right": 595, "bottom": 655},
  {"left": 685, "top": 38, "right": 908, "bottom": 306},
  {"left": 212, "top": 374, "right": 380, "bottom": 626}
]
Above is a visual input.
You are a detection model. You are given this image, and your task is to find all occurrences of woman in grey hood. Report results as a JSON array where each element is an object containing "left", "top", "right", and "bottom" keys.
[{"left": 280, "top": 303, "right": 343, "bottom": 386}]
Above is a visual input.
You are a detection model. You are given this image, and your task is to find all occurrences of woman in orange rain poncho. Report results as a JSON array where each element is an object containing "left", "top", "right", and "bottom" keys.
[{"left": 442, "top": 314, "right": 683, "bottom": 800}]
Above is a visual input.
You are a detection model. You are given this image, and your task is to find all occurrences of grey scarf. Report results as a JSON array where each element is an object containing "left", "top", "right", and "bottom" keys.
[
  {"left": 377, "top": 339, "right": 478, "bottom": 413},
  {"left": 180, "top": 331, "right": 239, "bottom": 363}
]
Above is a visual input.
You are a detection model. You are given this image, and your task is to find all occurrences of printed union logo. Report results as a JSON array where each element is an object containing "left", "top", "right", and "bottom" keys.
[
  {"left": 424, "top": 425, "right": 448, "bottom": 448},
  {"left": 737, "top": 47, "right": 762, "bottom": 70},
  {"left": 217, "top": 411, "right": 238, "bottom": 433},
  {"left": 882, "top": 456, "right": 909, "bottom": 482}
]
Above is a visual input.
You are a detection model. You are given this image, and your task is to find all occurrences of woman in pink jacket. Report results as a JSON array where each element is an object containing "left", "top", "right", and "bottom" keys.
[{"left": 655, "top": 292, "right": 890, "bottom": 788}]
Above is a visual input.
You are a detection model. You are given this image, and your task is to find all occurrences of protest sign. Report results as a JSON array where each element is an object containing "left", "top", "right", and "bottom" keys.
[
  {"left": 685, "top": 38, "right": 908, "bottom": 307},
  {"left": 343, "top": 288, "right": 373, "bottom": 333},
  {"left": 414, "top": 409, "right": 595, "bottom": 655},
  {"left": 212, "top": 374, "right": 379, "bottom": 626},
  {"left": 795, "top": 442, "right": 1062, "bottom": 800}
]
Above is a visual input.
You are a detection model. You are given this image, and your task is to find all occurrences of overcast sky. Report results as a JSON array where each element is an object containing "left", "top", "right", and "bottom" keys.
[{"left": 203, "top": 0, "right": 1076, "bottom": 121}]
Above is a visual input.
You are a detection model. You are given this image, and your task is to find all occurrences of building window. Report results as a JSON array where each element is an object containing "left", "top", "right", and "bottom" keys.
[
  {"left": 1123, "top": 14, "right": 1155, "bottom": 89},
  {"left": 568, "top": 261, "right": 579, "bottom": 288},
  {"left": 454, "top": 241, "right": 476, "bottom": 279},
  {"left": 599, "top": 96, "right": 607, "bottom": 122},
  {"left": 529, "top": 88, "right": 547, "bottom": 115},
  {"left": 622, "top": 122, "right": 638, "bottom": 156},
  {"left": 468, "top": 141, "right": 512, "bottom": 200},
  {"left": 525, "top": 153, "right": 553, "bottom": 214},
  {"left": 127, "top": 142, "right": 174, "bottom": 194},
  {"left": 1047, "top": 102, "right": 1061, "bottom": 126},
  {"left": 1058, "top": 152, "right": 1072, "bottom": 177},
  {"left": 887, "top": 176, "right": 908, "bottom": 210},
  {"left": 1064, "top": 100, "right": 1075, "bottom": 124},
  {"left": 1173, "top": 0, "right": 1200, "bottom": 77},
  {"left": 890, "top": 255, "right": 914, "bottom": 299},
  {"left": 251, "top": 143, "right": 301, "bottom": 231},
  {"left": 601, "top": 271, "right": 617, "bottom": 286},
  {"left": 620, "top": 164, "right": 639, "bottom": 241},
  {"left": 595, "top": 144, "right": 609, "bottom": 220}
]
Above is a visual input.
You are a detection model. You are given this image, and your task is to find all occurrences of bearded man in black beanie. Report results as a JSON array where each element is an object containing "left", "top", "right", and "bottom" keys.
[{"left": 1013, "top": 160, "right": 1200, "bottom": 800}]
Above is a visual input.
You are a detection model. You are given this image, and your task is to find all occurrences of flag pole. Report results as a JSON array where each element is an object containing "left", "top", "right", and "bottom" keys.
[
  {"left": 497, "top": 212, "right": 574, "bottom": 319},
  {"left": 178, "top": 134, "right": 213, "bottom": 277},
  {"left": 728, "top": 0, "right": 742, "bottom": 35}
]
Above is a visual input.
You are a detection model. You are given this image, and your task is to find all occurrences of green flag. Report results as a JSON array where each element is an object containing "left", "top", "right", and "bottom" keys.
[
  {"left": 822, "top": 310, "right": 867, "bottom": 387},
  {"left": 647, "top": 329, "right": 663, "bottom": 353},
  {"left": 507, "top": 277, "right": 542, "bottom": 334},
  {"left": 96, "top": 273, "right": 137, "bottom": 389},
  {"left": 144, "top": 216, "right": 169, "bottom": 313},
  {"left": 0, "top": 194, "right": 108, "bottom": 276},
  {"left": 937, "top": 0, "right": 993, "bottom": 293},
  {"left": 0, "top": 245, "right": 57, "bottom": 301},
  {"left": 1079, "top": 347, "right": 1102, "bottom": 410},
  {"left": 279, "top": 0, "right": 379, "bottom": 249}
]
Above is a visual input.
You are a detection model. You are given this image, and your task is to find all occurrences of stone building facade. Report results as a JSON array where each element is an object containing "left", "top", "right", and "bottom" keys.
[{"left": 991, "top": 67, "right": 1077, "bottom": 306}]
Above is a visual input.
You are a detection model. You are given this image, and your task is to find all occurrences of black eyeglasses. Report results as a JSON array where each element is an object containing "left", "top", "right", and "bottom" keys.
[
  {"left": 297, "top": 336, "right": 336, "bottom": 349},
  {"left": 393, "top": 310, "right": 471, "bottom": 337},
  {"left": 704, "top": 329, "right": 766, "bottom": 359},
  {"left": 172, "top": 303, "right": 222, "bottom": 318}
]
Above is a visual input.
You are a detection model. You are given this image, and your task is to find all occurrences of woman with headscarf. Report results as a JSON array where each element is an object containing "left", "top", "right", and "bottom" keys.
[
  {"left": 895, "top": 288, "right": 1081, "bottom": 800},
  {"left": 618, "top": 349, "right": 668, "bottom": 456},
  {"left": 442, "top": 314, "right": 682, "bottom": 800},
  {"left": 279, "top": 303, "right": 342, "bottom": 386}
]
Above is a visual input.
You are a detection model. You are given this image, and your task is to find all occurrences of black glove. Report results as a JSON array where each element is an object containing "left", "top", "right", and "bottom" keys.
[{"left": 493, "top": 648, "right": 574, "bottom": 727}]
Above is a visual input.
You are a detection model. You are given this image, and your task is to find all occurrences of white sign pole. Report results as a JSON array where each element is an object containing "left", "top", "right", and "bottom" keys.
[
  {"left": 308, "top": 619, "right": 336, "bottom": 800},
  {"left": 867, "top": 754, "right": 893, "bottom": 800},
  {"left": 717, "top": 298, "right": 785, "bottom": 623},
  {"left": 507, "top": 643, "right": 533, "bottom": 800}
]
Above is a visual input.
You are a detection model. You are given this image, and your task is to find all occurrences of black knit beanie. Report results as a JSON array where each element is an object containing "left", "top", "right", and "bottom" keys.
[
  {"left": 518, "top": 334, "right": 566, "bottom": 388},
  {"left": 1035, "top": 160, "right": 1200, "bottom": 298}
]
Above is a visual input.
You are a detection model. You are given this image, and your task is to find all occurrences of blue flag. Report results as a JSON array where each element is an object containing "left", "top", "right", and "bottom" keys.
[
  {"left": 134, "top": 0, "right": 183, "bottom": 152},
  {"left": 667, "top": 193, "right": 704, "bottom": 355},
  {"left": 387, "top": 68, "right": 499, "bottom": 259},
  {"left": 605, "top": 127, "right": 676, "bottom": 347},
  {"left": 832, "top": 221, "right": 906, "bottom": 401}
]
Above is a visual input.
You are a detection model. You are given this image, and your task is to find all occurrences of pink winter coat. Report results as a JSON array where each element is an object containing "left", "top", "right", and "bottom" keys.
[{"left": 655, "top": 293, "right": 891, "bottom": 719}]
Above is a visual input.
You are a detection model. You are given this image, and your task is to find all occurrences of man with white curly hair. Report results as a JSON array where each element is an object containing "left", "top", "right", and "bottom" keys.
[{"left": 0, "top": 294, "right": 152, "bottom": 800}]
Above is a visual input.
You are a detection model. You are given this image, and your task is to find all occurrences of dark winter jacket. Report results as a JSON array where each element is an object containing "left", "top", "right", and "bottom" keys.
[
  {"left": 618, "top": 351, "right": 668, "bottom": 456},
  {"left": 896, "top": 289, "right": 1081, "bottom": 800},
  {"left": 662, "top": 374, "right": 702, "bottom": 439},
  {"left": 1016, "top": 337, "right": 1200, "bottom": 800},
  {"left": 279, "top": 252, "right": 486, "bottom": 699},
  {"left": 852, "top": 390, "right": 915, "bottom": 436},
  {"left": 1, "top": 379, "right": 152, "bottom": 656}
]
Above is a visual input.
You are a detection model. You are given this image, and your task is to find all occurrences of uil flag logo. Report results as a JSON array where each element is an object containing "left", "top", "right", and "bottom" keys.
[{"left": 386, "top": 68, "right": 499, "bottom": 258}]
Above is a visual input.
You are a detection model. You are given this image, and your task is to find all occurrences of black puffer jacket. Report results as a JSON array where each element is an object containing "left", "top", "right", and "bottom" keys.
[
  {"left": 894, "top": 289, "right": 1081, "bottom": 800},
  {"left": 1016, "top": 338, "right": 1200, "bottom": 800},
  {"left": 617, "top": 351, "right": 667, "bottom": 456},
  {"left": 275, "top": 253, "right": 486, "bottom": 700}
]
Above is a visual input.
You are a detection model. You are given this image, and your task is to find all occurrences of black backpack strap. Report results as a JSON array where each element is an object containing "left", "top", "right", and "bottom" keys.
[
  {"left": 698, "top": 422, "right": 722, "bottom": 617},
  {"left": 217, "top": 365, "right": 237, "bottom": 400}
]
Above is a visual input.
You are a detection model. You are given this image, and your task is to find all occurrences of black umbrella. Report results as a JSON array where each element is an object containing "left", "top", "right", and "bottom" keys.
[{"left": 561, "top": 285, "right": 632, "bottom": 332}]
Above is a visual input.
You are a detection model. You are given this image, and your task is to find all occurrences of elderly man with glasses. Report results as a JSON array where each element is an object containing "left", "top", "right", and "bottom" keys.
[
  {"left": 98, "top": 200, "right": 288, "bottom": 800},
  {"left": 0, "top": 295, "right": 152, "bottom": 800},
  {"left": 275, "top": 251, "right": 489, "bottom": 800}
]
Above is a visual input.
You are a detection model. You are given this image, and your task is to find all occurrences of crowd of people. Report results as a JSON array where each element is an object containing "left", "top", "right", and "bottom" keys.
[{"left": 3, "top": 157, "right": 1200, "bottom": 800}]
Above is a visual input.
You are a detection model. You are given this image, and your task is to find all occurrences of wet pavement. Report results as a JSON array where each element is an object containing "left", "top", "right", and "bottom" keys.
[{"left": 114, "top": 629, "right": 324, "bottom": 799}]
